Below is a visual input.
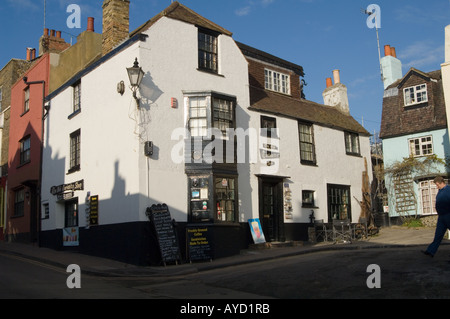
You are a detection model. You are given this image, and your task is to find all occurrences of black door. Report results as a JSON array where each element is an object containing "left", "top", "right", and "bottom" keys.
[{"left": 259, "top": 179, "right": 284, "bottom": 242}]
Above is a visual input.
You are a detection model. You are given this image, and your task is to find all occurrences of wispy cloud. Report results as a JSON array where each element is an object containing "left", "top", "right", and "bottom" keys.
[
  {"left": 399, "top": 41, "right": 444, "bottom": 70},
  {"left": 235, "top": 0, "right": 275, "bottom": 17},
  {"left": 7, "top": 0, "right": 40, "bottom": 11}
]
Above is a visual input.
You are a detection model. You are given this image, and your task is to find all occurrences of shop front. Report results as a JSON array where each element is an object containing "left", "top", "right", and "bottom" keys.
[{"left": 186, "top": 173, "right": 242, "bottom": 259}]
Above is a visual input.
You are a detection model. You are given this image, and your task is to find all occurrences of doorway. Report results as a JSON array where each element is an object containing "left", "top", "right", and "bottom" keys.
[{"left": 258, "top": 177, "right": 284, "bottom": 242}]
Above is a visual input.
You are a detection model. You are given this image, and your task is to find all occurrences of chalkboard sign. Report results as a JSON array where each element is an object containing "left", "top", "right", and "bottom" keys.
[
  {"left": 146, "top": 204, "right": 181, "bottom": 265},
  {"left": 186, "top": 226, "right": 212, "bottom": 262}
]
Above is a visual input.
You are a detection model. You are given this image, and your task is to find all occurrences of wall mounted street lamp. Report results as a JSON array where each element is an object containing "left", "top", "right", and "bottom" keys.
[{"left": 126, "top": 58, "right": 145, "bottom": 108}]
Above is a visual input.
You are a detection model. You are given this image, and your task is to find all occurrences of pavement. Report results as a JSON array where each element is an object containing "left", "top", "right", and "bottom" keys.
[{"left": 0, "top": 226, "right": 447, "bottom": 278}]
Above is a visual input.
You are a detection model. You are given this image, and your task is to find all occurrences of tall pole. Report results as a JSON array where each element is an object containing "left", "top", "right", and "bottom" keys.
[
  {"left": 44, "top": 0, "right": 46, "bottom": 30},
  {"left": 375, "top": 16, "right": 383, "bottom": 83}
]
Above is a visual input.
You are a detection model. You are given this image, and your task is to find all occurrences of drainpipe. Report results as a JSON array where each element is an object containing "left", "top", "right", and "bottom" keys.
[{"left": 22, "top": 77, "right": 46, "bottom": 247}]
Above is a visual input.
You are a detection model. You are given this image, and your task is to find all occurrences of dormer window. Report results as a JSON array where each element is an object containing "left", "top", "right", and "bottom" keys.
[
  {"left": 404, "top": 84, "right": 427, "bottom": 106},
  {"left": 265, "top": 69, "right": 290, "bottom": 95}
]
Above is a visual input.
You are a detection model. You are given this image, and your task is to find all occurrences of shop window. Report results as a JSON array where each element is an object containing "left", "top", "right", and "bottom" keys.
[
  {"left": 327, "top": 184, "right": 351, "bottom": 221},
  {"left": 215, "top": 177, "right": 236, "bottom": 222},
  {"left": 188, "top": 176, "right": 238, "bottom": 223}
]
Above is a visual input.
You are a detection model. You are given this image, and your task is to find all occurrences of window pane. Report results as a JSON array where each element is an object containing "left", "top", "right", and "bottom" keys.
[{"left": 215, "top": 177, "right": 236, "bottom": 222}]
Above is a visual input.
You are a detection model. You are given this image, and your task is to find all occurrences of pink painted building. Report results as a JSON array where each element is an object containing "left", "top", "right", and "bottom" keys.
[{"left": 7, "top": 53, "right": 49, "bottom": 242}]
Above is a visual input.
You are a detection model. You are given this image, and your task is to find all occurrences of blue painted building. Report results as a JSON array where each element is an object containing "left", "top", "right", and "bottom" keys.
[{"left": 380, "top": 46, "right": 450, "bottom": 218}]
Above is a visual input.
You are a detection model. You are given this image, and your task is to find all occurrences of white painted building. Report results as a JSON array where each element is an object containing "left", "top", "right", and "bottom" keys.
[{"left": 40, "top": 1, "right": 372, "bottom": 265}]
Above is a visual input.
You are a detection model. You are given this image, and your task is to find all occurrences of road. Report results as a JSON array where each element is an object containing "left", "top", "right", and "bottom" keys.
[
  {"left": 1, "top": 244, "right": 450, "bottom": 300},
  {"left": 0, "top": 253, "right": 150, "bottom": 299}
]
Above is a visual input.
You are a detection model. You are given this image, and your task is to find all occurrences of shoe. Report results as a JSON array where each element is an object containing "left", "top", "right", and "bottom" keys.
[{"left": 421, "top": 250, "right": 434, "bottom": 258}]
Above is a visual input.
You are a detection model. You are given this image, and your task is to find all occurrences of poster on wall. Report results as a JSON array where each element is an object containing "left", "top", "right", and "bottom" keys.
[
  {"left": 63, "top": 227, "right": 79, "bottom": 246},
  {"left": 248, "top": 218, "right": 266, "bottom": 244}
]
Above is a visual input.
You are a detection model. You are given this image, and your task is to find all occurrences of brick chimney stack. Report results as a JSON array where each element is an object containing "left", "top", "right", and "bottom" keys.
[
  {"left": 102, "top": 0, "right": 130, "bottom": 56},
  {"left": 39, "top": 28, "right": 70, "bottom": 56}
]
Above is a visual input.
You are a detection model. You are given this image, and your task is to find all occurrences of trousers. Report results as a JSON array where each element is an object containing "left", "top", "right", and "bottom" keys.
[{"left": 426, "top": 213, "right": 450, "bottom": 256}]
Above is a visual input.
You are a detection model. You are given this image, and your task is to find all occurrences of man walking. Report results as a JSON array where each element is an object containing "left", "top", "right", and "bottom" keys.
[{"left": 423, "top": 176, "right": 450, "bottom": 257}]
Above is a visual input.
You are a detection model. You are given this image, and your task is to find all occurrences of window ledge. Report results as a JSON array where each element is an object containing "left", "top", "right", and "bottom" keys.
[
  {"left": 346, "top": 153, "right": 362, "bottom": 158},
  {"left": 197, "top": 68, "right": 224, "bottom": 78},
  {"left": 16, "top": 160, "right": 31, "bottom": 169},
  {"left": 301, "top": 161, "right": 317, "bottom": 167},
  {"left": 68, "top": 109, "right": 81, "bottom": 119},
  {"left": 67, "top": 165, "right": 80, "bottom": 175}
]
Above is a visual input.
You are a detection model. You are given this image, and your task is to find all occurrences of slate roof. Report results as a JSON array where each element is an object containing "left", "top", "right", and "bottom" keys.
[{"left": 248, "top": 86, "right": 370, "bottom": 136}]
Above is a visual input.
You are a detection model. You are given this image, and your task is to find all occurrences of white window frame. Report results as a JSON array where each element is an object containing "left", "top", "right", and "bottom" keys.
[
  {"left": 265, "top": 69, "right": 290, "bottom": 95},
  {"left": 418, "top": 179, "right": 448, "bottom": 215},
  {"left": 403, "top": 84, "right": 428, "bottom": 107},
  {"left": 408, "top": 136, "right": 433, "bottom": 157},
  {"left": 24, "top": 87, "right": 30, "bottom": 113}
]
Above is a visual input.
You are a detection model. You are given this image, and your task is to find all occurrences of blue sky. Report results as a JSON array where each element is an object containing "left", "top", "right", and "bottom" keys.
[{"left": 1, "top": 0, "right": 449, "bottom": 136}]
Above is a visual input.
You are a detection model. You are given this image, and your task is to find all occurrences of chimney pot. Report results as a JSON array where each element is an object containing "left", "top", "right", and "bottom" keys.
[
  {"left": 50, "top": 29, "right": 56, "bottom": 37},
  {"left": 87, "top": 17, "right": 95, "bottom": 32},
  {"left": 44, "top": 28, "right": 49, "bottom": 36},
  {"left": 326, "top": 77, "right": 333, "bottom": 88},
  {"left": 384, "top": 45, "right": 392, "bottom": 57},
  {"left": 26, "top": 48, "right": 32, "bottom": 61},
  {"left": 390, "top": 47, "right": 397, "bottom": 58},
  {"left": 31, "top": 48, "right": 36, "bottom": 60},
  {"left": 56, "top": 31, "right": 62, "bottom": 38},
  {"left": 333, "top": 70, "right": 340, "bottom": 84}
]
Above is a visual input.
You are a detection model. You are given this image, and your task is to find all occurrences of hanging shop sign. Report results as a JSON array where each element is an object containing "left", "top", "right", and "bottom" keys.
[
  {"left": 146, "top": 204, "right": 181, "bottom": 265},
  {"left": 51, "top": 180, "right": 84, "bottom": 195}
]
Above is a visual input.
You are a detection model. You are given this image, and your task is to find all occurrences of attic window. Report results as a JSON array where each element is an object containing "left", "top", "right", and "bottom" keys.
[
  {"left": 265, "top": 69, "right": 290, "bottom": 95},
  {"left": 404, "top": 84, "right": 428, "bottom": 107}
]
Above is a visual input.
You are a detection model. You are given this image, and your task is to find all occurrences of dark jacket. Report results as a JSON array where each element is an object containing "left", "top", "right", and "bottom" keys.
[{"left": 435, "top": 185, "right": 450, "bottom": 216}]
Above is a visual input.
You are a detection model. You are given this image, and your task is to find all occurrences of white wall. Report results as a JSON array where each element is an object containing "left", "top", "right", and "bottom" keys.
[
  {"left": 239, "top": 111, "right": 372, "bottom": 224},
  {"left": 136, "top": 17, "right": 250, "bottom": 221}
]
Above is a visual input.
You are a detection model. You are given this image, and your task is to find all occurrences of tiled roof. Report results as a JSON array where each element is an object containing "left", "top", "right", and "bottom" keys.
[
  {"left": 130, "top": 1, "right": 232, "bottom": 37},
  {"left": 380, "top": 68, "right": 447, "bottom": 139},
  {"left": 248, "top": 86, "right": 370, "bottom": 136}
]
